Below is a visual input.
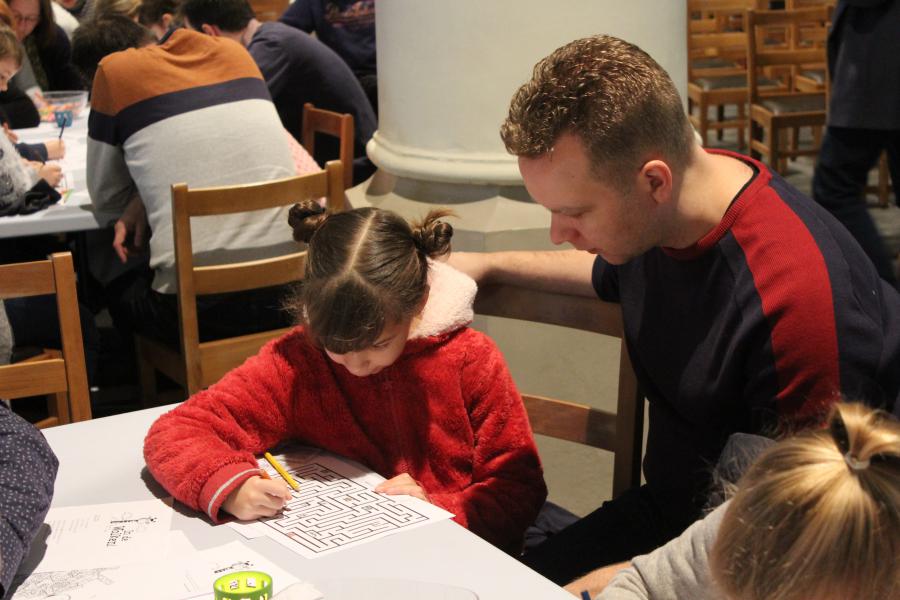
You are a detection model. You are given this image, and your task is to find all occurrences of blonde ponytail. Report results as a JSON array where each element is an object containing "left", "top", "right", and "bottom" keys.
[{"left": 710, "top": 403, "right": 900, "bottom": 600}]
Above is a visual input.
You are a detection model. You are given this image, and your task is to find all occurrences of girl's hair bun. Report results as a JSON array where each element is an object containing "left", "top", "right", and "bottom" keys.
[
  {"left": 411, "top": 209, "right": 454, "bottom": 258},
  {"left": 288, "top": 200, "right": 328, "bottom": 243}
]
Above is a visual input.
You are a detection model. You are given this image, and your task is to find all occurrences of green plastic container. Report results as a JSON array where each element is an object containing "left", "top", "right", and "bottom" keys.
[{"left": 213, "top": 570, "right": 273, "bottom": 600}]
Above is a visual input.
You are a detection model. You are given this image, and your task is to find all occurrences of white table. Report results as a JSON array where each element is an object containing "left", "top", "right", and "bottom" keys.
[
  {"left": 40, "top": 406, "right": 571, "bottom": 599},
  {"left": 0, "top": 116, "right": 108, "bottom": 239}
]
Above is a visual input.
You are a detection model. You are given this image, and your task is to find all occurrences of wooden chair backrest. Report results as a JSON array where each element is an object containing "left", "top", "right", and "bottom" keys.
[
  {"left": 302, "top": 103, "right": 354, "bottom": 189},
  {"left": 687, "top": 0, "right": 759, "bottom": 79},
  {"left": 746, "top": 6, "right": 832, "bottom": 103},
  {"left": 474, "top": 284, "right": 644, "bottom": 498},
  {"left": 171, "top": 161, "right": 345, "bottom": 393},
  {"left": 0, "top": 252, "right": 91, "bottom": 427},
  {"left": 249, "top": 0, "right": 288, "bottom": 21}
]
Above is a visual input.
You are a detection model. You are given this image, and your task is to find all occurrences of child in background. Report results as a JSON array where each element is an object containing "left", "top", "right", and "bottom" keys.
[
  {"left": 597, "top": 402, "right": 900, "bottom": 599},
  {"left": 0, "top": 22, "right": 61, "bottom": 215},
  {"left": 144, "top": 203, "right": 547, "bottom": 553}
]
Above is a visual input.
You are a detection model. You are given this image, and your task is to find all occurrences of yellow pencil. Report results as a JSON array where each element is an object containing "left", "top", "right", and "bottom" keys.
[{"left": 263, "top": 452, "right": 300, "bottom": 491}]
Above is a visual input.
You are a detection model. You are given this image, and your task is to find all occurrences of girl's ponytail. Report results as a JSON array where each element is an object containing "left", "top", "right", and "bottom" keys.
[
  {"left": 411, "top": 210, "right": 454, "bottom": 258},
  {"left": 288, "top": 200, "right": 328, "bottom": 244}
]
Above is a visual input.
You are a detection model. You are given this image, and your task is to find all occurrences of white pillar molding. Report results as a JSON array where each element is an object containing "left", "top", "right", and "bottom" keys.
[{"left": 352, "top": 0, "right": 688, "bottom": 252}]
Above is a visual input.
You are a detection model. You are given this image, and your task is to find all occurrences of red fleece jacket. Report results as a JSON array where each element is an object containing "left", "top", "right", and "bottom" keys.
[{"left": 143, "top": 267, "right": 546, "bottom": 552}]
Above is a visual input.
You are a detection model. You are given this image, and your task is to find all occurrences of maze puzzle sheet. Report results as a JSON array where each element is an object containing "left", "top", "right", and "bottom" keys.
[{"left": 231, "top": 449, "right": 452, "bottom": 559}]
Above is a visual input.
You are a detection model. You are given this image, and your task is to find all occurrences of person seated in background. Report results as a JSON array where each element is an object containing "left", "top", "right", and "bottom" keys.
[
  {"left": 181, "top": 0, "right": 378, "bottom": 185},
  {"left": 70, "top": 16, "right": 300, "bottom": 346},
  {"left": 135, "top": 0, "right": 177, "bottom": 41},
  {"left": 144, "top": 204, "right": 547, "bottom": 553},
  {"left": 90, "top": 0, "right": 138, "bottom": 20},
  {"left": 6, "top": 0, "right": 83, "bottom": 127},
  {"left": 0, "top": 402, "right": 59, "bottom": 597},
  {"left": 52, "top": 0, "right": 93, "bottom": 22},
  {"left": 0, "top": 22, "right": 62, "bottom": 215},
  {"left": 595, "top": 403, "right": 900, "bottom": 599},
  {"left": 280, "top": 0, "right": 376, "bottom": 114}
]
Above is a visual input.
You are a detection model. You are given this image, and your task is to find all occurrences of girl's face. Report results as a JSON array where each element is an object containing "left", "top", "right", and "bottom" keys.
[
  {"left": 10, "top": 0, "right": 41, "bottom": 41},
  {"left": 0, "top": 57, "right": 20, "bottom": 91},
  {"left": 325, "top": 317, "right": 415, "bottom": 378}
]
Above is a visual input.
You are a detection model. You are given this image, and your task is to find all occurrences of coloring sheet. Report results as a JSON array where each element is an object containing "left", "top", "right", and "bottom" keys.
[
  {"left": 13, "top": 538, "right": 314, "bottom": 600},
  {"left": 19, "top": 498, "right": 175, "bottom": 573},
  {"left": 229, "top": 448, "right": 452, "bottom": 558}
]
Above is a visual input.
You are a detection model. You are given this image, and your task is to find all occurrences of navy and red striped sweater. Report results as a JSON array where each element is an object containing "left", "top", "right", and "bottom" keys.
[{"left": 593, "top": 150, "right": 900, "bottom": 522}]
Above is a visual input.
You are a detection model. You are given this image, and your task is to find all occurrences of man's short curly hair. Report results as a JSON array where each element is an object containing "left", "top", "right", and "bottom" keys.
[{"left": 501, "top": 35, "right": 694, "bottom": 190}]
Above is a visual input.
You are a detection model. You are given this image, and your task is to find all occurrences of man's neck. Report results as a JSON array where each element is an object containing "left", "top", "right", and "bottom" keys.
[{"left": 663, "top": 145, "right": 754, "bottom": 249}]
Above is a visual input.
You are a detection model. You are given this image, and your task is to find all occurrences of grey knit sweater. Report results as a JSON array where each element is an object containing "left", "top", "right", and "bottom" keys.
[{"left": 597, "top": 502, "right": 727, "bottom": 600}]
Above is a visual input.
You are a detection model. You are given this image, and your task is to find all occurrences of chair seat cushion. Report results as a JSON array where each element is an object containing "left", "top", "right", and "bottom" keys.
[
  {"left": 800, "top": 69, "right": 826, "bottom": 84},
  {"left": 693, "top": 75, "right": 778, "bottom": 91},
  {"left": 760, "top": 94, "right": 826, "bottom": 114},
  {"left": 692, "top": 57, "right": 737, "bottom": 69}
]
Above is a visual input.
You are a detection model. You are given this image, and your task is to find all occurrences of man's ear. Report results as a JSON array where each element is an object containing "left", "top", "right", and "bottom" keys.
[
  {"left": 200, "top": 23, "right": 220, "bottom": 37},
  {"left": 161, "top": 13, "right": 173, "bottom": 29},
  {"left": 638, "top": 159, "right": 674, "bottom": 205}
]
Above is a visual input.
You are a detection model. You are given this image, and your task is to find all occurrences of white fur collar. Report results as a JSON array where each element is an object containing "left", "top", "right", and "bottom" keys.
[{"left": 410, "top": 260, "right": 477, "bottom": 339}]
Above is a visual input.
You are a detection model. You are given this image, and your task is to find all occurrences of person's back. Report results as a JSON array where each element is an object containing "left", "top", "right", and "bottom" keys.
[
  {"left": 247, "top": 21, "right": 376, "bottom": 183},
  {"left": 87, "top": 28, "right": 296, "bottom": 294},
  {"left": 279, "top": 0, "right": 375, "bottom": 80}
]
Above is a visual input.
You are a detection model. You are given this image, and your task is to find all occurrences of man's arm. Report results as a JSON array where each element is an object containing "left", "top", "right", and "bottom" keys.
[
  {"left": 448, "top": 249, "right": 597, "bottom": 297},
  {"left": 85, "top": 64, "right": 136, "bottom": 216}
]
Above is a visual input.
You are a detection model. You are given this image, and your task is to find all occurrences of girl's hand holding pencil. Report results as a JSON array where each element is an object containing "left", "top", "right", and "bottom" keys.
[{"left": 222, "top": 471, "right": 292, "bottom": 521}]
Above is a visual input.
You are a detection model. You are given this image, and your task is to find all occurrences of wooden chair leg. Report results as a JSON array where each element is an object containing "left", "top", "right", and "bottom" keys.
[
  {"left": 737, "top": 104, "right": 746, "bottom": 151},
  {"left": 770, "top": 127, "right": 782, "bottom": 174},
  {"left": 136, "top": 342, "right": 158, "bottom": 408},
  {"left": 698, "top": 97, "right": 709, "bottom": 147},
  {"left": 716, "top": 105, "right": 725, "bottom": 141}
]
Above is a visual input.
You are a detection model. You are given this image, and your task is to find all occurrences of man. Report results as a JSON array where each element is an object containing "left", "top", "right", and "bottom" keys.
[
  {"left": 280, "top": 0, "right": 376, "bottom": 113},
  {"left": 73, "top": 16, "right": 298, "bottom": 345},
  {"left": 181, "top": 0, "right": 377, "bottom": 185},
  {"left": 812, "top": 0, "right": 900, "bottom": 287},
  {"left": 451, "top": 35, "right": 900, "bottom": 593}
]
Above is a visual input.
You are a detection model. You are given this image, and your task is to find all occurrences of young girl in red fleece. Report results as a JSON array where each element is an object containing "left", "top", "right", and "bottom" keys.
[{"left": 143, "top": 202, "right": 547, "bottom": 552}]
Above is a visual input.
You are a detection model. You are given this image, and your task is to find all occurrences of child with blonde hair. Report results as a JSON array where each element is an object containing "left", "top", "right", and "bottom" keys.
[
  {"left": 596, "top": 402, "right": 899, "bottom": 599},
  {"left": 144, "top": 203, "right": 547, "bottom": 552}
]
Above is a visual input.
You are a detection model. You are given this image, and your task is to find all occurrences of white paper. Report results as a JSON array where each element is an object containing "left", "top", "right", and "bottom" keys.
[
  {"left": 23, "top": 498, "right": 175, "bottom": 573},
  {"left": 228, "top": 448, "right": 453, "bottom": 559},
  {"left": 13, "top": 539, "right": 311, "bottom": 600}
]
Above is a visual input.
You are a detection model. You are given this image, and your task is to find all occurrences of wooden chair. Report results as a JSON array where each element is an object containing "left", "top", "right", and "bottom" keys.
[
  {"left": 474, "top": 284, "right": 644, "bottom": 498},
  {"left": 136, "top": 162, "right": 346, "bottom": 401},
  {"left": 302, "top": 103, "right": 354, "bottom": 189},
  {"left": 0, "top": 252, "right": 91, "bottom": 428},
  {"left": 687, "top": 0, "right": 780, "bottom": 150},
  {"left": 248, "top": 0, "right": 288, "bottom": 22},
  {"left": 746, "top": 6, "right": 832, "bottom": 173}
]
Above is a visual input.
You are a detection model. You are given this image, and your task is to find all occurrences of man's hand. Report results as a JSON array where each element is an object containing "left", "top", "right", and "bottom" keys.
[
  {"left": 112, "top": 194, "right": 149, "bottom": 263},
  {"left": 375, "top": 473, "right": 431, "bottom": 503},
  {"left": 222, "top": 475, "right": 292, "bottom": 521}
]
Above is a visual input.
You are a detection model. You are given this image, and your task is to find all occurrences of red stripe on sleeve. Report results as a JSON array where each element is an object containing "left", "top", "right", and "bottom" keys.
[{"left": 731, "top": 185, "right": 841, "bottom": 423}]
